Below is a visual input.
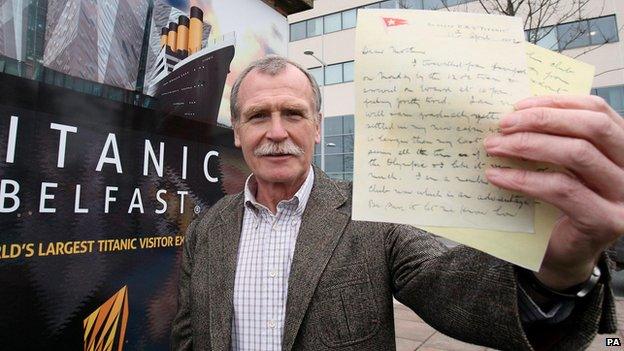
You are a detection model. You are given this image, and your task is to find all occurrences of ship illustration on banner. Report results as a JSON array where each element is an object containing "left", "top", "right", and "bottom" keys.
[{"left": 145, "top": 6, "right": 235, "bottom": 125}]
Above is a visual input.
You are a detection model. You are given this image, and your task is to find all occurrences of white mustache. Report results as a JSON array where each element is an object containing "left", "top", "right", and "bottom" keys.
[{"left": 254, "top": 140, "right": 305, "bottom": 157}]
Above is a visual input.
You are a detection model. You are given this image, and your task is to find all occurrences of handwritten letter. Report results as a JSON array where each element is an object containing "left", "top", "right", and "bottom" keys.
[
  {"left": 353, "top": 10, "right": 533, "bottom": 232},
  {"left": 526, "top": 42, "right": 595, "bottom": 95}
]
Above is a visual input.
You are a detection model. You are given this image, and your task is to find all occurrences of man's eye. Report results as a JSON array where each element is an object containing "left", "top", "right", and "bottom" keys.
[
  {"left": 248, "top": 114, "right": 266, "bottom": 120},
  {"left": 285, "top": 110, "right": 303, "bottom": 117}
]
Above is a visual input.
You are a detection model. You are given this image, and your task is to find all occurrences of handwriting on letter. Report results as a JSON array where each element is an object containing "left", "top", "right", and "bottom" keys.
[{"left": 353, "top": 10, "right": 534, "bottom": 233}]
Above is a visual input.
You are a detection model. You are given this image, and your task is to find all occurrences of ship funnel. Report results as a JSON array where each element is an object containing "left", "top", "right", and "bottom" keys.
[
  {"left": 160, "top": 27, "right": 169, "bottom": 47},
  {"left": 188, "top": 6, "right": 204, "bottom": 55},
  {"left": 177, "top": 15, "right": 190, "bottom": 58},
  {"left": 167, "top": 22, "right": 178, "bottom": 51}
]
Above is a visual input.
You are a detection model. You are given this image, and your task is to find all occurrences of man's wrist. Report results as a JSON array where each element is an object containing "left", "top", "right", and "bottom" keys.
[{"left": 517, "top": 265, "right": 602, "bottom": 302}]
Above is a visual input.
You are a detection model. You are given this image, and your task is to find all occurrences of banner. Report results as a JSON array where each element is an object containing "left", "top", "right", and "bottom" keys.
[{"left": 0, "top": 0, "right": 287, "bottom": 349}]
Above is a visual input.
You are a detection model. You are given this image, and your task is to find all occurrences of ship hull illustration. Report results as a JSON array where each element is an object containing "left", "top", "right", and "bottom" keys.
[{"left": 146, "top": 7, "right": 235, "bottom": 125}]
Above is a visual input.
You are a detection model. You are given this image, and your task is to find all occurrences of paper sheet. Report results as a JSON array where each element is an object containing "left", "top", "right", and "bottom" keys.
[
  {"left": 352, "top": 9, "right": 595, "bottom": 270},
  {"left": 526, "top": 42, "right": 596, "bottom": 95}
]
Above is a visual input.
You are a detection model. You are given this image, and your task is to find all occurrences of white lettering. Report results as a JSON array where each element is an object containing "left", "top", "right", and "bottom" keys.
[
  {"left": 177, "top": 190, "right": 188, "bottom": 214},
  {"left": 104, "top": 186, "right": 118, "bottom": 213},
  {"left": 39, "top": 182, "right": 57, "bottom": 213},
  {"left": 128, "top": 188, "right": 144, "bottom": 213},
  {"left": 74, "top": 184, "right": 88, "bottom": 213},
  {"left": 182, "top": 146, "right": 188, "bottom": 180},
  {"left": 155, "top": 189, "right": 167, "bottom": 214},
  {"left": 6, "top": 116, "right": 18, "bottom": 163},
  {"left": 143, "top": 140, "right": 164, "bottom": 177},
  {"left": 203, "top": 150, "right": 219, "bottom": 183},
  {"left": 50, "top": 123, "right": 78, "bottom": 168},
  {"left": 0, "top": 179, "right": 19, "bottom": 212},
  {"left": 96, "top": 133, "right": 123, "bottom": 173}
]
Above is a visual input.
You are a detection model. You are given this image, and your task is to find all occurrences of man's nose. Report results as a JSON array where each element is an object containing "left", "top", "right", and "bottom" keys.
[{"left": 266, "top": 114, "right": 288, "bottom": 141}]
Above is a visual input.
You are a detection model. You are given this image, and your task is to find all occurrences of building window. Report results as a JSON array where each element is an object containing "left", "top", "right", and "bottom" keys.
[
  {"left": 290, "top": 21, "right": 306, "bottom": 41},
  {"left": 307, "top": 17, "right": 323, "bottom": 37},
  {"left": 527, "top": 15, "right": 619, "bottom": 51},
  {"left": 588, "top": 16, "right": 619, "bottom": 45},
  {"left": 398, "top": 0, "right": 423, "bottom": 9},
  {"left": 592, "top": 85, "right": 624, "bottom": 115},
  {"left": 325, "top": 63, "right": 343, "bottom": 85},
  {"left": 308, "top": 61, "right": 355, "bottom": 86},
  {"left": 379, "top": 0, "right": 398, "bottom": 9},
  {"left": 343, "top": 61, "right": 354, "bottom": 82},
  {"left": 314, "top": 115, "right": 354, "bottom": 180},
  {"left": 526, "top": 26, "right": 558, "bottom": 50},
  {"left": 557, "top": 20, "right": 591, "bottom": 50},
  {"left": 342, "top": 9, "right": 357, "bottom": 29},
  {"left": 324, "top": 12, "right": 342, "bottom": 34},
  {"left": 309, "top": 67, "right": 324, "bottom": 86}
]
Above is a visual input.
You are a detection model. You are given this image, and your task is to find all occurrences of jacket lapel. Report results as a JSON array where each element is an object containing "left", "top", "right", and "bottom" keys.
[
  {"left": 282, "top": 170, "right": 350, "bottom": 351},
  {"left": 207, "top": 193, "right": 244, "bottom": 351}
]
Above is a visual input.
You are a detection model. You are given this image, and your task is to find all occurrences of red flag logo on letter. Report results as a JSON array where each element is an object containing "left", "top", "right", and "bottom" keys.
[{"left": 383, "top": 17, "right": 407, "bottom": 27}]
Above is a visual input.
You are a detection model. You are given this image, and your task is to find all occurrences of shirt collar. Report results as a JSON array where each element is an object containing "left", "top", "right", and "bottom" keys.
[{"left": 243, "top": 166, "right": 315, "bottom": 215}]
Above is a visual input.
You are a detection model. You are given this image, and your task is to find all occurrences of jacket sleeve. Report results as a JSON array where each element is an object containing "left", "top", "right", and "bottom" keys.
[
  {"left": 385, "top": 224, "right": 616, "bottom": 351},
  {"left": 170, "top": 217, "right": 201, "bottom": 351}
]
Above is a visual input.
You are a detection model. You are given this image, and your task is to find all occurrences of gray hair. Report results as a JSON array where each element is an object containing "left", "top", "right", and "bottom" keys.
[{"left": 230, "top": 55, "right": 322, "bottom": 124}]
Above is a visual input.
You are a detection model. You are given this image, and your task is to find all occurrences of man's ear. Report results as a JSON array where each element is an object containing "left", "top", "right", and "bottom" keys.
[
  {"left": 315, "top": 113, "right": 322, "bottom": 144},
  {"left": 233, "top": 123, "right": 241, "bottom": 148}
]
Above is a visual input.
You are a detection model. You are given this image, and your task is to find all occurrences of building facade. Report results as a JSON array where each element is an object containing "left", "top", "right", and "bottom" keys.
[{"left": 287, "top": 0, "right": 624, "bottom": 180}]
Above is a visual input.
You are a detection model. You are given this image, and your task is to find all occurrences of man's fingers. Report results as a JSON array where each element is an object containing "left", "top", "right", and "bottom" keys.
[
  {"left": 499, "top": 107, "right": 624, "bottom": 166},
  {"left": 484, "top": 132, "right": 624, "bottom": 201},
  {"left": 485, "top": 168, "right": 624, "bottom": 237},
  {"left": 514, "top": 95, "right": 624, "bottom": 129}
]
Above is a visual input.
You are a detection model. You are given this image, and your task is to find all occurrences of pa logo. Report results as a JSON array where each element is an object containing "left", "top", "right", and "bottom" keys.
[{"left": 606, "top": 337, "right": 622, "bottom": 346}]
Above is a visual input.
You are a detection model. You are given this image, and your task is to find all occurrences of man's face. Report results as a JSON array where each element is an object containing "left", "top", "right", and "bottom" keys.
[{"left": 233, "top": 64, "right": 321, "bottom": 187}]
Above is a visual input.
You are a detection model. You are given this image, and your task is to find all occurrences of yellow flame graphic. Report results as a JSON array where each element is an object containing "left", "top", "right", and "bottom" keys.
[{"left": 83, "top": 286, "right": 129, "bottom": 351}]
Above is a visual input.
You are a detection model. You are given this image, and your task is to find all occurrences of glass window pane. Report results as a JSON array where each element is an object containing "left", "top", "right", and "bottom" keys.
[
  {"left": 343, "top": 135, "right": 354, "bottom": 153},
  {"left": 398, "top": 0, "right": 422, "bottom": 9},
  {"left": 344, "top": 173, "right": 353, "bottom": 181},
  {"left": 325, "top": 63, "right": 343, "bottom": 85},
  {"left": 589, "top": 16, "right": 618, "bottom": 45},
  {"left": 444, "top": 0, "right": 462, "bottom": 7},
  {"left": 324, "top": 116, "right": 343, "bottom": 136},
  {"left": 342, "top": 9, "right": 357, "bottom": 29},
  {"left": 326, "top": 155, "right": 344, "bottom": 172},
  {"left": 324, "top": 13, "right": 341, "bottom": 34},
  {"left": 380, "top": 0, "right": 397, "bottom": 8},
  {"left": 343, "top": 61, "right": 354, "bottom": 82},
  {"left": 529, "top": 27, "right": 558, "bottom": 51},
  {"left": 307, "top": 18, "right": 323, "bottom": 37},
  {"left": 290, "top": 22, "right": 306, "bottom": 41},
  {"left": 344, "top": 153, "right": 353, "bottom": 172},
  {"left": 365, "top": 3, "right": 380, "bottom": 9},
  {"left": 557, "top": 20, "right": 590, "bottom": 50},
  {"left": 325, "top": 136, "right": 343, "bottom": 154},
  {"left": 594, "top": 86, "right": 624, "bottom": 115},
  {"left": 309, "top": 67, "right": 324, "bottom": 86},
  {"left": 314, "top": 143, "right": 320, "bottom": 154},
  {"left": 343, "top": 115, "right": 354, "bottom": 134},
  {"left": 423, "top": 0, "right": 444, "bottom": 10}
]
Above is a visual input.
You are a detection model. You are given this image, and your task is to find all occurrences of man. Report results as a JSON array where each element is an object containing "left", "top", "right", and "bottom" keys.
[{"left": 171, "top": 55, "right": 624, "bottom": 350}]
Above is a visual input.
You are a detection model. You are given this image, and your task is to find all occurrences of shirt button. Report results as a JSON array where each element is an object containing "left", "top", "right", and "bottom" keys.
[
  {"left": 291, "top": 221, "right": 297, "bottom": 227},
  {"left": 269, "top": 270, "right": 277, "bottom": 278},
  {"left": 268, "top": 320, "right": 276, "bottom": 328}
]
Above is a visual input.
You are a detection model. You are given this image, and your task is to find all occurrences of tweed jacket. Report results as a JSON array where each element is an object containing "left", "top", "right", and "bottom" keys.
[{"left": 171, "top": 169, "right": 616, "bottom": 351}]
